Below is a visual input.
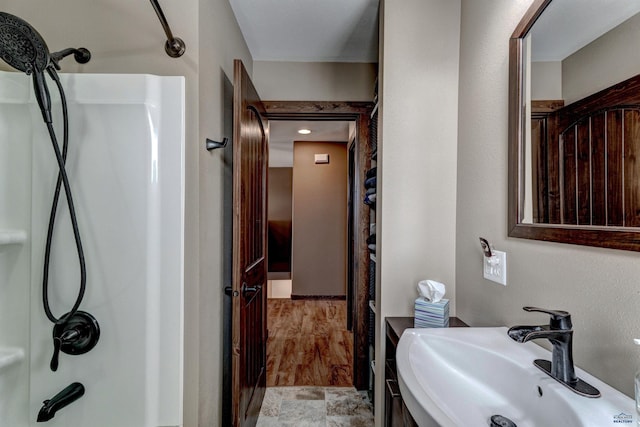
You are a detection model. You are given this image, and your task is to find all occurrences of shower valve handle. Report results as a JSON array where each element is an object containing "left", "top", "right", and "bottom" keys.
[
  {"left": 50, "top": 328, "right": 81, "bottom": 371},
  {"left": 50, "top": 337, "right": 62, "bottom": 371},
  {"left": 49, "top": 311, "right": 100, "bottom": 372}
]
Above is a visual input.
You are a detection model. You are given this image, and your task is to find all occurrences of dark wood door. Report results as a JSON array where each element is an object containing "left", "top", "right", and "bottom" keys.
[{"left": 232, "top": 59, "right": 268, "bottom": 427}]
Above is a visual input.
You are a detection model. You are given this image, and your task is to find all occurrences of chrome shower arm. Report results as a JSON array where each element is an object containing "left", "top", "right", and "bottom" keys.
[{"left": 149, "top": 0, "right": 186, "bottom": 58}]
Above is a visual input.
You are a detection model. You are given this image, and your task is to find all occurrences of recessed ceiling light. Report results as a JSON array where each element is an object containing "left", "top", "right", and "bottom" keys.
[{"left": 297, "top": 129, "right": 311, "bottom": 135}]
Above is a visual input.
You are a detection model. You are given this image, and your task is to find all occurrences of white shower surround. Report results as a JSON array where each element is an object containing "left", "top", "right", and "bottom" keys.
[{"left": 0, "top": 71, "right": 185, "bottom": 427}]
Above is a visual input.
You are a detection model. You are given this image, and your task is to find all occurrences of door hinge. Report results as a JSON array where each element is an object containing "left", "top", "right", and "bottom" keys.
[{"left": 224, "top": 286, "right": 239, "bottom": 297}]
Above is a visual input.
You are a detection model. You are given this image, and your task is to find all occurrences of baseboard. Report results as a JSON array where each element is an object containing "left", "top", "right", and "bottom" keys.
[
  {"left": 267, "top": 271, "right": 292, "bottom": 280},
  {"left": 290, "top": 294, "right": 346, "bottom": 300}
]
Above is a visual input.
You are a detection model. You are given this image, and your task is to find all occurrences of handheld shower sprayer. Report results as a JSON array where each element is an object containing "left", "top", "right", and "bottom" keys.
[
  {"left": 0, "top": 12, "right": 90, "bottom": 123},
  {"left": 0, "top": 12, "right": 99, "bottom": 373}
]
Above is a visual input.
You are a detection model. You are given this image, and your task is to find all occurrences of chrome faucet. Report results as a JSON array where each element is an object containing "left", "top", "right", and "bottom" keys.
[{"left": 508, "top": 307, "right": 600, "bottom": 398}]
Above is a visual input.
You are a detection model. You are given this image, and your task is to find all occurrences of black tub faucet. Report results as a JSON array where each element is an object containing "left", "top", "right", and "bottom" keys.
[
  {"left": 508, "top": 307, "right": 600, "bottom": 398},
  {"left": 37, "top": 382, "right": 85, "bottom": 422}
]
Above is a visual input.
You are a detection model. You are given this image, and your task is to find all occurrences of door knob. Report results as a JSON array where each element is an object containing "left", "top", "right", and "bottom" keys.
[{"left": 241, "top": 283, "right": 261, "bottom": 296}]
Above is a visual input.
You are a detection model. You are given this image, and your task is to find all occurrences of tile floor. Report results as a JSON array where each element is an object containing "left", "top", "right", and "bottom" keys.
[{"left": 257, "top": 386, "right": 374, "bottom": 426}]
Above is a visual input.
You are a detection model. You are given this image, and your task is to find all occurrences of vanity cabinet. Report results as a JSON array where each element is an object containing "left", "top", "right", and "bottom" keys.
[{"left": 384, "top": 317, "right": 468, "bottom": 427}]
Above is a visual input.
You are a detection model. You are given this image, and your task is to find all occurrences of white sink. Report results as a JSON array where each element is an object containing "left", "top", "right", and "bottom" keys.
[{"left": 396, "top": 327, "right": 634, "bottom": 427}]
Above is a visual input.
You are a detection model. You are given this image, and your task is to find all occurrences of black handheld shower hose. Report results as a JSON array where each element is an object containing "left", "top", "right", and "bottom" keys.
[
  {"left": 0, "top": 12, "right": 89, "bottom": 325},
  {"left": 42, "top": 67, "right": 87, "bottom": 325}
]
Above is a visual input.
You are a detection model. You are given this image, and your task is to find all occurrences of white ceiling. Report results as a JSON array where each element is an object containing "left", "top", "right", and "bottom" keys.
[
  {"left": 229, "top": 0, "right": 638, "bottom": 64},
  {"left": 531, "top": 0, "right": 640, "bottom": 62},
  {"left": 228, "top": 1, "right": 370, "bottom": 165},
  {"left": 229, "top": 0, "right": 379, "bottom": 62},
  {"left": 269, "top": 121, "right": 353, "bottom": 167}
]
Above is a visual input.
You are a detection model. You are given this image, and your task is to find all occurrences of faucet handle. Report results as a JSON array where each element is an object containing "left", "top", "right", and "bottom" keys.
[{"left": 523, "top": 306, "right": 572, "bottom": 330}]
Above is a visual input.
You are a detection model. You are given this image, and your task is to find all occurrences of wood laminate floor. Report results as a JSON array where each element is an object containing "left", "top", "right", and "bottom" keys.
[{"left": 267, "top": 299, "right": 353, "bottom": 387}]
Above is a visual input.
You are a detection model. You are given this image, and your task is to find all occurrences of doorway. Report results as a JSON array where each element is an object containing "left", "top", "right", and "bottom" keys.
[
  {"left": 263, "top": 101, "right": 374, "bottom": 391},
  {"left": 266, "top": 120, "right": 353, "bottom": 387},
  {"left": 221, "top": 67, "right": 375, "bottom": 426}
]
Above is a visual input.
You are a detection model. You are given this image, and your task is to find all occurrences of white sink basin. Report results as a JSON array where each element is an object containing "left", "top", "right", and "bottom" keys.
[{"left": 396, "top": 327, "right": 634, "bottom": 427}]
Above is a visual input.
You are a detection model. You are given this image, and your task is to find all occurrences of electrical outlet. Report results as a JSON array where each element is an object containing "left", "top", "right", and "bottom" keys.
[{"left": 483, "top": 250, "right": 507, "bottom": 286}]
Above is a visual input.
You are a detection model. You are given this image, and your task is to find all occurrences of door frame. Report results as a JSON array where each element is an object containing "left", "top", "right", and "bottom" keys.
[{"left": 263, "top": 101, "right": 374, "bottom": 390}]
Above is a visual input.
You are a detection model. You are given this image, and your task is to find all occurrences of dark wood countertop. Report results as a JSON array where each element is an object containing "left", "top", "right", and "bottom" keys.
[{"left": 386, "top": 316, "right": 468, "bottom": 349}]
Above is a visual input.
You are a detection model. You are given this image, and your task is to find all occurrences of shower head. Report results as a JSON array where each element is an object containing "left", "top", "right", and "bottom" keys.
[
  {"left": 0, "top": 12, "right": 53, "bottom": 122},
  {"left": 0, "top": 12, "right": 92, "bottom": 124},
  {"left": 0, "top": 12, "right": 50, "bottom": 74}
]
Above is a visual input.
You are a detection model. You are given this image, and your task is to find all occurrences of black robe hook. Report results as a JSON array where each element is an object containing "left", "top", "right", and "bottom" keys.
[{"left": 205, "top": 137, "right": 229, "bottom": 150}]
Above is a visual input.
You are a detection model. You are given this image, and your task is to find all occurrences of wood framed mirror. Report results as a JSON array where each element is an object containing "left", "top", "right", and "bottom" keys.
[{"left": 508, "top": 0, "right": 640, "bottom": 251}]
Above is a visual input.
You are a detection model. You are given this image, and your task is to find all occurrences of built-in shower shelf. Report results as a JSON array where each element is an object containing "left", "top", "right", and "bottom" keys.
[
  {"left": 0, "top": 229, "right": 27, "bottom": 245},
  {"left": 0, "top": 348, "right": 25, "bottom": 372}
]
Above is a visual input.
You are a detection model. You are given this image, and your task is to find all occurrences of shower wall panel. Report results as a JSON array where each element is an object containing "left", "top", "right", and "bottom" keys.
[
  {"left": 0, "top": 72, "right": 185, "bottom": 427},
  {"left": 0, "top": 72, "right": 32, "bottom": 427}
]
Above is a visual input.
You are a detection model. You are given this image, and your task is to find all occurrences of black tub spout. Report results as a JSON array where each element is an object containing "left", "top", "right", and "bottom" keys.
[{"left": 37, "top": 382, "right": 85, "bottom": 422}]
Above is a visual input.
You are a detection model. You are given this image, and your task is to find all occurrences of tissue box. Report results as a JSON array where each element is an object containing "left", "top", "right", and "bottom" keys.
[{"left": 414, "top": 298, "right": 449, "bottom": 328}]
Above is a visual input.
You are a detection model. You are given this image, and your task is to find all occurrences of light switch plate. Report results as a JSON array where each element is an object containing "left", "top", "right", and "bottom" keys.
[
  {"left": 314, "top": 153, "right": 329, "bottom": 164},
  {"left": 483, "top": 250, "right": 507, "bottom": 285}
]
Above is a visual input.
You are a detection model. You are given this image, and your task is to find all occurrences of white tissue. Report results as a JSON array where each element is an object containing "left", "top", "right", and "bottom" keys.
[{"left": 417, "top": 280, "right": 446, "bottom": 303}]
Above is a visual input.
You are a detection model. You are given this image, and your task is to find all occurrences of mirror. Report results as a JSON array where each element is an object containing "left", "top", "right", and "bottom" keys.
[{"left": 509, "top": 0, "right": 640, "bottom": 251}]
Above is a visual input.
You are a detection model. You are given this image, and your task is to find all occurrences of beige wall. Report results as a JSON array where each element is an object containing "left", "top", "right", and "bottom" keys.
[
  {"left": 457, "top": 0, "right": 640, "bottom": 398},
  {"left": 529, "top": 13, "right": 640, "bottom": 105},
  {"left": 292, "top": 142, "right": 347, "bottom": 296},
  {"left": 0, "top": 1, "right": 252, "bottom": 425},
  {"left": 531, "top": 61, "right": 562, "bottom": 100},
  {"left": 196, "top": 0, "right": 253, "bottom": 425},
  {"left": 268, "top": 167, "right": 293, "bottom": 275},
  {"left": 562, "top": 12, "right": 640, "bottom": 104},
  {"left": 268, "top": 168, "right": 293, "bottom": 221},
  {"left": 253, "top": 61, "right": 377, "bottom": 101},
  {"left": 375, "top": 0, "right": 461, "bottom": 421}
]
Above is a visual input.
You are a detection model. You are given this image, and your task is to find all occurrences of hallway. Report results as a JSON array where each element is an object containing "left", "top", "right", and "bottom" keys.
[
  {"left": 262, "top": 299, "right": 372, "bottom": 426},
  {"left": 267, "top": 299, "right": 353, "bottom": 387}
]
